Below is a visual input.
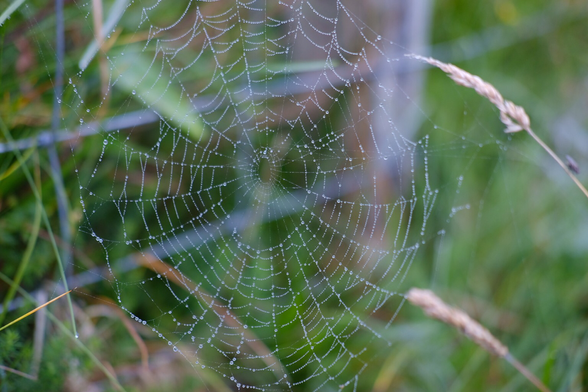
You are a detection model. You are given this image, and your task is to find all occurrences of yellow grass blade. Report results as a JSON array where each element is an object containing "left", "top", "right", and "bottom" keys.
[
  {"left": 0, "top": 147, "right": 35, "bottom": 182},
  {"left": 0, "top": 289, "right": 73, "bottom": 332}
]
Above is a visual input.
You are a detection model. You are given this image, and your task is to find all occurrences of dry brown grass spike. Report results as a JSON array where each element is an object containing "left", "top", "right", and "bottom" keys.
[
  {"left": 406, "top": 288, "right": 551, "bottom": 392},
  {"left": 406, "top": 288, "right": 507, "bottom": 357},
  {"left": 407, "top": 54, "right": 588, "bottom": 200},
  {"left": 408, "top": 54, "right": 530, "bottom": 133}
]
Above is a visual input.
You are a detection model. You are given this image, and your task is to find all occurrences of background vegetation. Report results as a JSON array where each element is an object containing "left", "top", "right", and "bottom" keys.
[{"left": 1, "top": 0, "right": 587, "bottom": 391}]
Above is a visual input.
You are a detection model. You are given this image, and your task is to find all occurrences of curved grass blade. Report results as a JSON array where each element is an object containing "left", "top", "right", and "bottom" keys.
[
  {"left": 0, "top": 117, "right": 77, "bottom": 338},
  {"left": 0, "top": 152, "right": 43, "bottom": 326}
]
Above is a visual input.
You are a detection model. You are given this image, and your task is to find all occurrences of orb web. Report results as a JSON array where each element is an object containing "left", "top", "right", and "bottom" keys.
[{"left": 70, "top": 0, "right": 443, "bottom": 390}]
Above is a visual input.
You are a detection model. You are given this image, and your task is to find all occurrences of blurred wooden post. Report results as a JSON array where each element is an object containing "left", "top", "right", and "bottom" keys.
[
  {"left": 355, "top": 0, "right": 433, "bottom": 262},
  {"left": 369, "top": 0, "right": 433, "bottom": 197},
  {"left": 287, "top": 0, "right": 432, "bottom": 268}
]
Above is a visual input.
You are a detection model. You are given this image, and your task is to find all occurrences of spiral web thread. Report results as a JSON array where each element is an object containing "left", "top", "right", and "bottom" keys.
[{"left": 67, "top": 0, "right": 451, "bottom": 390}]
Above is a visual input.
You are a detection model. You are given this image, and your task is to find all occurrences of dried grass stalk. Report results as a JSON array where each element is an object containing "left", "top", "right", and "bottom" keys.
[
  {"left": 406, "top": 288, "right": 508, "bottom": 357},
  {"left": 408, "top": 54, "right": 588, "bottom": 200},
  {"left": 406, "top": 288, "right": 551, "bottom": 392},
  {"left": 409, "top": 55, "right": 529, "bottom": 133}
]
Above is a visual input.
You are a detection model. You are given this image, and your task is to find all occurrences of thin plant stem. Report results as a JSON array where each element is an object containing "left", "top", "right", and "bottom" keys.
[
  {"left": 49, "top": 311, "right": 126, "bottom": 392},
  {"left": 0, "top": 290, "right": 72, "bottom": 333},
  {"left": 505, "top": 353, "right": 551, "bottom": 392},
  {"left": 0, "top": 152, "right": 43, "bottom": 326},
  {"left": 0, "top": 364, "right": 36, "bottom": 381},
  {"left": 525, "top": 128, "right": 588, "bottom": 199},
  {"left": 406, "top": 288, "right": 551, "bottom": 392},
  {"left": 409, "top": 54, "right": 588, "bottom": 200},
  {"left": 0, "top": 117, "right": 77, "bottom": 338},
  {"left": 0, "top": 272, "right": 126, "bottom": 391},
  {"left": 0, "top": 146, "right": 35, "bottom": 181}
]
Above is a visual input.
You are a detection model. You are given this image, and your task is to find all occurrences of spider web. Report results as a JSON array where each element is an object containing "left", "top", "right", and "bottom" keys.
[{"left": 68, "top": 0, "right": 460, "bottom": 390}]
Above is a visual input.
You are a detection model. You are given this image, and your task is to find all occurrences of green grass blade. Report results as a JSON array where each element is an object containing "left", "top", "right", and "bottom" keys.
[
  {"left": 0, "top": 152, "right": 43, "bottom": 326},
  {"left": 113, "top": 49, "right": 205, "bottom": 140},
  {"left": 0, "top": 117, "right": 77, "bottom": 339},
  {"left": 0, "top": 273, "right": 126, "bottom": 392},
  {"left": 0, "top": 0, "right": 26, "bottom": 28},
  {"left": 556, "top": 334, "right": 588, "bottom": 392},
  {"left": 0, "top": 147, "right": 34, "bottom": 182}
]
